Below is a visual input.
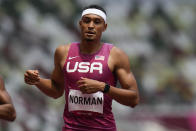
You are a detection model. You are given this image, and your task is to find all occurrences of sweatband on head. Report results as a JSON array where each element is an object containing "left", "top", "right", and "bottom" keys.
[{"left": 81, "top": 8, "right": 107, "bottom": 23}]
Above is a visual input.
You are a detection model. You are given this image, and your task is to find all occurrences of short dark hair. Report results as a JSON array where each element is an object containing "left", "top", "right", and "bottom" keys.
[{"left": 83, "top": 5, "right": 107, "bottom": 15}]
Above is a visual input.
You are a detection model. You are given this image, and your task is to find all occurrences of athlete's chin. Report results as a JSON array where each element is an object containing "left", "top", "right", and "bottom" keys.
[
  {"left": 85, "top": 38, "right": 95, "bottom": 42},
  {"left": 84, "top": 35, "right": 96, "bottom": 41}
]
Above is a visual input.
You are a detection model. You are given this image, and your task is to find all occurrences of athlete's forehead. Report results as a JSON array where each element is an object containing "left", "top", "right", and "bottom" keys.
[{"left": 82, "top": 14, "right": 104, "bottom": 21}]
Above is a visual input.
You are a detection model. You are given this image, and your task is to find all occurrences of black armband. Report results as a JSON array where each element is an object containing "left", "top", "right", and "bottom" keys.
[{"left": 103, "top": 83, "right": 110, "bottom": 93}]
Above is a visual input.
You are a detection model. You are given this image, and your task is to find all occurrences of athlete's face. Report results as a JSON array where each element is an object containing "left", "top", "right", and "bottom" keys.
[{"left": 79, "top": 14, "right": 107, "bottom": 42}]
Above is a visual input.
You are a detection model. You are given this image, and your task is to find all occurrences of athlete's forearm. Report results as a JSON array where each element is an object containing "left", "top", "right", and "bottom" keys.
[
  {"left": 0, "top": 104, "right": 16, "bottom": 121},
  {"left": 108, "top": 86, "right": 139, "bottom": 107},
  {"left": 35, "top": 78, "right": 63, "bottom": 99}
]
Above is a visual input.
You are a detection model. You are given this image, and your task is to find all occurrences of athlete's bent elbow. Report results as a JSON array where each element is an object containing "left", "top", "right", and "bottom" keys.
[
  {"left": 7, "top": 106, "right": 16, "bottom": 121},
  {"left": 9, "top": 111, "right": 16, "bottom": 122},
  {"left": 130, "top": 95, "right": 139, "bottom": 108},
  {"left": 130, "top": 99, "right": 139, "bottom": 108},
  {"left": 52, "top": 93, "right": 63, "bottom": 99},
  {"left": 51, "top": 89, "right": 64, "bottom": 99},
  {"left": 52, "top": 95, "right": 60, "bottom": 99}
]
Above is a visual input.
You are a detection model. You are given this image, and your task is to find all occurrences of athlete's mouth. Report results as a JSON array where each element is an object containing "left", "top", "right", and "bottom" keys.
[{"left": 86, "top": 31, "right": 96, "bottom": 34}]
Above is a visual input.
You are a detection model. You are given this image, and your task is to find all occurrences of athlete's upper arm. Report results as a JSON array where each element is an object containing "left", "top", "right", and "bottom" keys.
[
  {"left": 51, "top": 44, "right": 70, "bottom": 89},
  {"left": 111, "top": 47, "right": 138, "bottom": 92},
  {"left": 0, "top": 77, "right": 16, "bottom": 121},
  {"left": 0, "top": 77, "right": 12, "bottom": 105}
]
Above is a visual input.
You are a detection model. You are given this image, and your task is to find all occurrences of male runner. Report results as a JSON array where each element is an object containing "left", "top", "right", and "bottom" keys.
[
  {"left": 0, "top": 76, "right": 16, "bottom": 121},
  {"left": 24, "top": 5, "right": 139, "bottom": 131}
]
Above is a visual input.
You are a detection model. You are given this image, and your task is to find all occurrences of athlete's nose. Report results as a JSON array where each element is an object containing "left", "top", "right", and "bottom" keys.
[{"left": 88, "top": 21, "right": 94, "bottom": 30}]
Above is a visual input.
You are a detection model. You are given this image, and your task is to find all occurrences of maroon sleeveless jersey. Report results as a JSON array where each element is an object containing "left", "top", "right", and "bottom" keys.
[{"left": 62, "top": 42, "right": 117, "bottom": 131}]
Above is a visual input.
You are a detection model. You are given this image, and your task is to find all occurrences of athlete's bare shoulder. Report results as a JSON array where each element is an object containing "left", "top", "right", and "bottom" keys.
[
  {"left": 55, "top": 44, "right": 71, "bottom": 55},
  {"left": 110, "top": 46, "right": 130, "bottom": 69},
  {"left": 55, "top": 43, "right": 71, "bottom": 61},
  {"left": 111, "top": 46, "right": 125, "bottom": 54}
]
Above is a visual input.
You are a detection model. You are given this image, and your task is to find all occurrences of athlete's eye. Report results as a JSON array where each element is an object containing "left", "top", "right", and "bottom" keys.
[
  {"left": 82, "top": 17, "right": 91, "bottom": 24},
  {"left": 94, "top": 19, "right": 102, "bottom": 24}
]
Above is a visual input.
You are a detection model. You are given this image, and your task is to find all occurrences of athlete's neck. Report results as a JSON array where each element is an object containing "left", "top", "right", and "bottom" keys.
[{"left": 80, "top": 40, "right": 103, "bottom": 55}]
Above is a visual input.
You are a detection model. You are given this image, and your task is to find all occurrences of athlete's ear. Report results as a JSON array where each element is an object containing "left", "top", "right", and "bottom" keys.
[
  {"left": 79, "top": 20, "right": 82, "bottom": 28},
  {"left": 103, "top": 23, "right": 107, "bottom": 32}
]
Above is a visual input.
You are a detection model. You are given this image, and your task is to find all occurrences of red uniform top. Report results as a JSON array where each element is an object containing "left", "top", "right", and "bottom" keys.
[{"left": 63, "top": 42, "right": 117, "bottom": 131}]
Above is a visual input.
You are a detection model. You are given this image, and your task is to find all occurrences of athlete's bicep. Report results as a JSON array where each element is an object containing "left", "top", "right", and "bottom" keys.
[
  {"left": 51, "top": 46, "right": 66, "bottom": 93},
  {"left": 0, "top": 79, "right": 13, "bottom": 104},
  {"left": 0, "top": 90, "right": 13, "bottom": 105},
  {"left": 51, "top": 44, "right": 70, "bottom": 94},
  {"left": 112, "top": 47, "right": 138, "bottom": 91},
  {"left": 116, "top": 68, "right": 138, "bottom": 92},
  {"left": 51, "top": 65, "right": 64, "bottom": 89},
  {"left": 52, "top": 51, "right": 64, "bottom": 86}
]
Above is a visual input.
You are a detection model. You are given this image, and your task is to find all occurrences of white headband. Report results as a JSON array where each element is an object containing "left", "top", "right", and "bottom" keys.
[{"left": 82, "top": 8, "right": 107, "bottom": 23}]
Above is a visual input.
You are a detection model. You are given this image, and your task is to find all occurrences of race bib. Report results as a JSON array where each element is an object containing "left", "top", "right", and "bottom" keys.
[{"left": 68, "top": 89, "right": 104, "bottom": 114}]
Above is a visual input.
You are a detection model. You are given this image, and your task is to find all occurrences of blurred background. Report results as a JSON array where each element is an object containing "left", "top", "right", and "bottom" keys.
[{"left": 0, "top": 0, "right": 196, "bottom": 131}]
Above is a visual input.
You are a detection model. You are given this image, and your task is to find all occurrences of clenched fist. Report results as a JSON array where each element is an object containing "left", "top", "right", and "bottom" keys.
[
  {"left": 77, "top": 77, "right": 105, "bottom": 94},
  {"left": 24, "top": 70, "right": 40, "bottom": 85}
]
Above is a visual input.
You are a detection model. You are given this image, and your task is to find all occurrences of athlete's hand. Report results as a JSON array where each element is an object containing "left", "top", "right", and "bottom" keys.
[
  {"left": 24, "top": 70, "right": 40, "bottom": 85},
  {"left": 77, "top": 77, "right": 105, "bottom": 94}
]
